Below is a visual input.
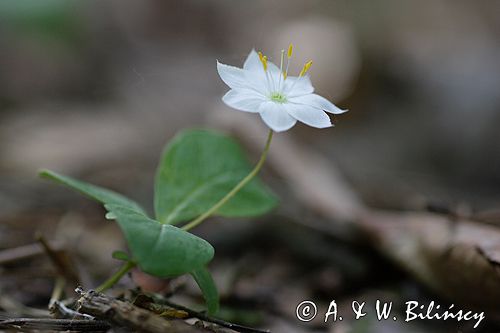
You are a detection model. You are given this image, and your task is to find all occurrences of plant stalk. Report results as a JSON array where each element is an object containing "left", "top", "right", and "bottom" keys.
[
  {"left": 95, "top": 261, "right": 136, "bottom": 293},
  {"left": 182, "top": 129, "right": 274, "bottom": 231}
]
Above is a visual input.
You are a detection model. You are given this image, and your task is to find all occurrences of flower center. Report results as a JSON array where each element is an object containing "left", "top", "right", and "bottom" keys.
[
  {"left": 270, "top": 92, "right": 287, "bottom": 103},
  {"left": 257, "top": 44, "right": 313, "bottom": 99}
]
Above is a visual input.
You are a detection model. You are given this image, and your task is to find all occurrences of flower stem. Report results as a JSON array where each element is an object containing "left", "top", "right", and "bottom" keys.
[
  {"left": 95, "top": 261, "right": 136, "bottom": 293},
  {"left": 182, "top": 129, "right": 274, "bottom": 231}
]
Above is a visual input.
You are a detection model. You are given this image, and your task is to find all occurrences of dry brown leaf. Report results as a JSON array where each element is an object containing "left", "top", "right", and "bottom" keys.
[{"left": 360, "top": 211, "right": 500, "bottom": 311}]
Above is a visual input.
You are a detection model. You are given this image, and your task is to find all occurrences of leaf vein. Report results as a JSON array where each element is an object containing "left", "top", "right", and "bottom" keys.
[{"left": 163, "top": 172, "right": 242, "bottom": 224}]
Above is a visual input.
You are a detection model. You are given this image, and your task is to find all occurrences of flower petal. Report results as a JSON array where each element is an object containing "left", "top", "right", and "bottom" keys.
[
  {"left": 267, "top": 63, "right": 284, "bottom": 92},
  {"left": 267, "top": 61, "right": 281, "bottom": 76},
  {"left": 217, "top": 61, "right": 247, "bottom": 89},
  {"left": 284, "top": 103, "right": 332, "bottom": 128},
  {"left": 242, "top": 50, "right": 282, "bottom": 93},
  {"left": 258, "top": 101, "right": 297, "bottom": 132},
  {"left": 283, "top": 76, "right": 315, "bottom": 97},
  {"left": 289, "top": 93, "right": 347, "bottom": 114},
  {"left": 243, "top": 49, "right": 262, "bottom": 71},
  {"left": 243, "top": 49, "right": 282, "bottom": 71},
  {"left": 222, "top": 89, "right": 265, "bottom": 113},
  {"left": 243, "top": 70, "right": 270, "bottom": 95}
]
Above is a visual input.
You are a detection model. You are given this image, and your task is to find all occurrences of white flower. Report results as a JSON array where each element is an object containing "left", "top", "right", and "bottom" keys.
[{"left": 217, "top": 46, "right": 347, "bottom": 132}]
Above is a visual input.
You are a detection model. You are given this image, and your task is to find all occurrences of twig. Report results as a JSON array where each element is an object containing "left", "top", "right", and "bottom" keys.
[
  {"left": 49, "top": 276, "right": 66, "bottom": 310},
  {"left": 0, "top": 242, "right": 62, "bottom": 265},
  {"left": 51, "top": 300, "right": 94, "bottom": 320},
  {"left": 0, "top": 317, "right": 110, "bottom": 331},
  {"left": 76, "top": 289, "right": 201, "bottom": 333},
  {"left": 0, "top": 293, "right": 50, "bottom": 318},
  {"left": 36, "top": 233, "right": 80, "bottom": 285},
  {"left": 142, "top": 295, "right": 270, "bottom": 333}
]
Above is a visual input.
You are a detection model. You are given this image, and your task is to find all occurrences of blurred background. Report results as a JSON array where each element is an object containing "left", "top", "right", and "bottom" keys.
[{"left": 1, "top": 1, "right": 500, "bottom": 332}]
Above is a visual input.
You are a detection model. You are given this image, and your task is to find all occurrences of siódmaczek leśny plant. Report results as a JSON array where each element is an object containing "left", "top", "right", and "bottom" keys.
[{"left": 40, "top": 129, "right": 278, "bottom": 314}]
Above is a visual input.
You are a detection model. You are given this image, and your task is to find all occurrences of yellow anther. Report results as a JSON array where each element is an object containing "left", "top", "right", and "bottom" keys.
[
  {"left": 283, "top": 72, "right": 288, "bottom": 80},
  {"left": 258, "top": 51, "right": 268, "bottom": 71},
  {"left": 287, "top": 43, "right": 293, "bottom": 58},
  {"left": 305, "top": 60, "right": 313, "bottom": 71},
  {"left": 299, "top": 60, "right": 313, "bottom": 76}
]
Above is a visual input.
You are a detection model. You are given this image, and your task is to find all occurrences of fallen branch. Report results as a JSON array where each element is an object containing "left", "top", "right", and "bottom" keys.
[
  {"left": 36, "top": 233, "right": 80, "bottom": 286},
  {"left": 76, "top": 289, "right": 205, "bottom": 333},
  {"left": 0, "top": 242, "right": 63, "bottom": 265},
  {"left": 135, "top": 294, "right": 270, "bottom": 333},
  {"left": 0, "top": 317, "right": 110, "bottom": 331}
]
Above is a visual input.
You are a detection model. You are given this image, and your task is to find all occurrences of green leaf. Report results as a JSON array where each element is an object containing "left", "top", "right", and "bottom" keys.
[
  {"left": 39, "top": 169, "right": 147, "bottom": 216},
  {"left": 105, "top": 204, "right": 214, "bottom": 277},
  {"left": 191, "top": 266, "right": 219, "bottom": 315},
  {"left": 112, "top": 250, "right": 131, "bottom": 262},
  {"left": 155, "top": 129, "right": 278, "bottom": 225}
]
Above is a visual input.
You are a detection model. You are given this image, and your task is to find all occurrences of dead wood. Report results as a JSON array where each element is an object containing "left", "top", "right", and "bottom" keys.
[
  {"left": 76, "top": 289, "right": 205, "bottom": 333},
  {"left": 0, "top": 317, "right": 110, "bottom": 331},
  {"left": 0, "top": 242, "right": 63, "bottom": 265},
  {"left": 134, "top": 294, "right": 270, "bottom": 333}
]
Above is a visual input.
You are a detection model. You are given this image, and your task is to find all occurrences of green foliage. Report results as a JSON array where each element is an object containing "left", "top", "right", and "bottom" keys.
[
  {"left": 39, "top": 129, "right": 279, "bottom": 314},
  {"left": 39, "top": 170, "right": 147, "bottom": 215},
  {"left": 105, "top": 204, "right": 214, "bottom": 277},
  {"left": 191, "top": 267, "right": 220, "bottom": 315},
  {"left": 155, "top": 129, "right": 277, "bottom": 225},
  {"left": 0, "top": 0, "right": 83, "bottom": 44},
  {"left": 111, "top": 250, "right": 131, "bottom": 262}
]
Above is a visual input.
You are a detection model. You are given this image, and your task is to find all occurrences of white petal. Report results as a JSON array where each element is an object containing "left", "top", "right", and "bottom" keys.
[
  {"left": 267, "top": 61, "right": 281, "bottom": 76},
  {"left": 267, "top": 63, "right": 284, "bottom": 92},
  {"left": 242, "top": 50, "right": 282, "bottom": 93},
  {"left": 283, "top": 75, "right": 315, "bottom": 97},
  {"left": 284, "top": 103, "right": 332, "bottom": 128},
  {"left": 289, "top": 94, "right": 347, "bottom": 114},
  {"left": 243, "top": 70, "right": 270, "bottom": 95},
  {"left": 222, "top": 89, "right": 265, "bottom": 113},
  {"left": 217, "top": 61, "right": 247, "bottom": 89},
  {"left": 243, "top": 49, "right": 282, "bottom": 72},
  {"left": 243, "top": 49, "right": 262, "bottom": 71},
  {"left": 258, "top": 101, "right": 297, "bottom": 132}
]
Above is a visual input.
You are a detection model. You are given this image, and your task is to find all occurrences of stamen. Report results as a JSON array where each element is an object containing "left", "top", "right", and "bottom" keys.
[
  {"left": 305, "top": 60, "right": 313, "bottom": 71},
  {"left": 278, "top": 49, "right": 285, "bottom": 91},
  {"left": 280, "top": 50, "right": 285, "bottom": 73},
  {"left": 288, "top": 59, "right": 312, "bottom": 93},
  {"left": 284, "top": 43, "right": 293, "bottom": 80},
  {"left": 258, "top": 51, "right": 268, "bottom": 71},
  {"left": 258, "top": 51, "right": 273, "bottom": 92},
  {"left": 270, "top": 92, "right": 287, "bottom": 103},
  {"left": 299, "top": 60, "right": 313, "bottom": 77}
]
